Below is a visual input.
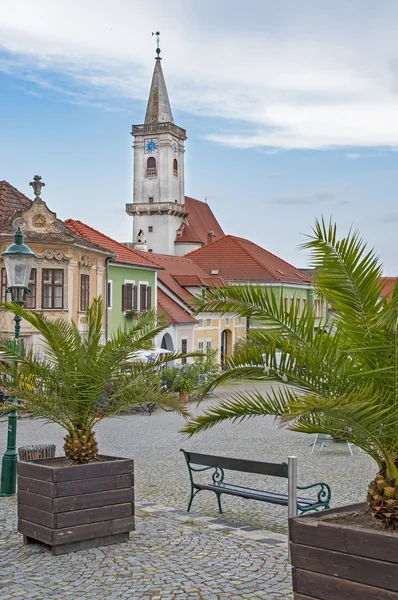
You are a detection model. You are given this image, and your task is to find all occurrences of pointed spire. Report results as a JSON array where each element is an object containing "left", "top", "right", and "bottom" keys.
[{"left": 144, "top": 38, "right": 174, "bottom": 124}]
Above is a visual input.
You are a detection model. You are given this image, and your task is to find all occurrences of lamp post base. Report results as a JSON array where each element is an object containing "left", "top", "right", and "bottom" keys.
[{"left": 0, "top": 410, "right": 18, "bottom": 496}]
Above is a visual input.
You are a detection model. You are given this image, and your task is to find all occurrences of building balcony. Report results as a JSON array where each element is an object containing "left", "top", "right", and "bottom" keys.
[
  {"left": 126, "top": 201, "right": 187, "bottom": 217},
  {"left": 131, "top": 122, "right": 187, "bottom": 140}
]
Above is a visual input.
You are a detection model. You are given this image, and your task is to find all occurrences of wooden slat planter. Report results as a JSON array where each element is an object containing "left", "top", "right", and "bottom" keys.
[
  {"left": 17, "top": 455, "right": 134, "bottom": 555},
  {"left": 289, "top": 503, "right": 398, "bottom": 600}
]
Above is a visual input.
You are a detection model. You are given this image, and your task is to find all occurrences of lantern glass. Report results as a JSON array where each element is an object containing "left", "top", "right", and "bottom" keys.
[{"left": 3, "top": 253, "right": 35, "bottom": 290}]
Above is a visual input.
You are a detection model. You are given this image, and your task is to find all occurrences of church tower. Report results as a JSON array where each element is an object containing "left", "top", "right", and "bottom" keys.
[{"left": 126, "top": 34, "right": 187, "bottom": 255}]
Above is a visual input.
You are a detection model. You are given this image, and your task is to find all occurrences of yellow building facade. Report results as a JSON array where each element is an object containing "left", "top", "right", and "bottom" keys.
[{"left": 0, "top": 179, "right": 112, "bottom": 351}]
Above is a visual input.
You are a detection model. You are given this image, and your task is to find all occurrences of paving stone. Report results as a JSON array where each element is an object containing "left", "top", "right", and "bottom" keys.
[{"left": 0, "top": 382, "right": 375, "bottom": 599}]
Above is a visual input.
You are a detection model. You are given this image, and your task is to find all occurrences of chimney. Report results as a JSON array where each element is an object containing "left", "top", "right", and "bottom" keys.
[{"left": 207, "top": 230, "right": 216, "bottom": 245}]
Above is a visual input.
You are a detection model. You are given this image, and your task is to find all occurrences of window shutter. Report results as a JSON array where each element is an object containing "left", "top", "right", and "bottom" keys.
[
  {"left": 127, "top": 284, "right": 133, "bottom": 310},
  {"left": 146, "top": 286, "right": 152, "bottom": 311},
  {"left": 140, "top": 284, "right": 146, "bottom": 311},
  {"left": 122, "top": 284, "right": 128, "bottom": 311},
  {"left": 133, "top": 284, "right": 137, "bottom": 310},
  {"left": 122, "top": 284, "right": 134, "bottom": 311}
]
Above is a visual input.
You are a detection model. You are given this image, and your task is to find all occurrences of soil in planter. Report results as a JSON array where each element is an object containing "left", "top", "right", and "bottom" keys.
[{"left": 317, "top": 507, "right": 391, "bottom": 532}]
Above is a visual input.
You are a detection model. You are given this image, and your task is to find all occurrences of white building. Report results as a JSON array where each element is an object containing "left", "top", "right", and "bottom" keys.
[{"left": 126, "top": 45, "right": 224, "bottom": 256}]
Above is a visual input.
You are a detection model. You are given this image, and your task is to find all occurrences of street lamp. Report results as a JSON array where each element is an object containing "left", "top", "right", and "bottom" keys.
[{"left": 0, "top": 227, "right": 35, "bottom": 496}]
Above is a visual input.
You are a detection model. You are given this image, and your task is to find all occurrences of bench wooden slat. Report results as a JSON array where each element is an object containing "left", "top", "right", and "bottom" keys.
[
  {"left": 180, "top": 449, "right": 331, "bottom": 515},
  {"left": 197, "top": 483, "right": 314, "bottom": 506},
  {"left": 185, "top": 451, "right": 287, "bottom": 478}
]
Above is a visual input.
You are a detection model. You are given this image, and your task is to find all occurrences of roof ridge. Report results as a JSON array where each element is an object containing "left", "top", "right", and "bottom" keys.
[
  {"left": 0, "top": 180, "right": 32, "bottom": 201},
  {"left": 230, "top": 235, "right": 280, "bottom": 280},
  {"left": 234, "top": 235, "right": 302, "bottom": 270},
  {"left": 231, "top": 235, "right": 311, "bottom": 281},
  {"left": 65, "top": 219, "right": 160, "bottom": 268},
  {"left": 185, "top": 233, "right": 229, "bottom": 257}
]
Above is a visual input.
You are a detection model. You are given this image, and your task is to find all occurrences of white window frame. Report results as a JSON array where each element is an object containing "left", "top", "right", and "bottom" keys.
[{"left": 107, "top": 280, "right": 113, "bottom": 310}]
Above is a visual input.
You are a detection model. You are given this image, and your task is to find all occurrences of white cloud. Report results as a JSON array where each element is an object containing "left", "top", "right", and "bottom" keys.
[{"left": 1, "top": 0, "right": 398, "bottom": 149}]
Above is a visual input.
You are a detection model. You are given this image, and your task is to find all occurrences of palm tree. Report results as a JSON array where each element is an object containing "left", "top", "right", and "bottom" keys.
[
  {"left": 182, "top": 220, "right": 398, "bottom": 531},
  {"left": 0, "top": 296, "right": 188, "bottom": 464}
]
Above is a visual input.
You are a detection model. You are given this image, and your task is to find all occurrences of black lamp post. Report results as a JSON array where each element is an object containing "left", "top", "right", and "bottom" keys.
[{"left": 0, "top": 227, "right": 35, "bottom": 496}]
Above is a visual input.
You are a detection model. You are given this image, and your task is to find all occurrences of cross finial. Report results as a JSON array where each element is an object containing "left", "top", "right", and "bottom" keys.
[
  {"left": 152, "top": 31, "right": 161, "bottom": 59},
  {"left": 29, "top": 175, "right": 45, "bottom": 200}
]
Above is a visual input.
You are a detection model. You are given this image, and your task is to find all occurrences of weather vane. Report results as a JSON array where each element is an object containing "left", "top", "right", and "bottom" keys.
[{"left": 152, "top": 31, "right": 161, "bottom": 59}]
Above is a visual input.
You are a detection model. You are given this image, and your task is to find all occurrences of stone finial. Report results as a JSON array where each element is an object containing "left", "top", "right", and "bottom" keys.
[
  {"left": 134, "top": 228, "right": 148, "bottom": 252},
  {"left": 29, "top": 175, "right": 45, "bottom": 200}
]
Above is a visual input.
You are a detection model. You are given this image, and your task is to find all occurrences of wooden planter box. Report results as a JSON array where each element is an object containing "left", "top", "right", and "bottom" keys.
[
  {"left": 289, "top": 503, "right": 398, "bottom": 600},
  {"left": 18, "top": 455, "right": 134, "bottom": 555}
]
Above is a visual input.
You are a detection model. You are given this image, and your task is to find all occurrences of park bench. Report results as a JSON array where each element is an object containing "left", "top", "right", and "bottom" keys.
[{"left": 180, "top": 449, "right": 331, "bottom": 515}]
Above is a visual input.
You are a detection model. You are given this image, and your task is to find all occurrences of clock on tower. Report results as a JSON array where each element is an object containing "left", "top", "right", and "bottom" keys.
[{"left": 144, "top": 138, "right": 159, "bottom": 153}]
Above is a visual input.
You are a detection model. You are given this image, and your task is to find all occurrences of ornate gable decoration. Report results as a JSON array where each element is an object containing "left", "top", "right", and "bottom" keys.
[
  {"left": 12, "top": 176, "right": 64, "bottom": 235},
  {"left": 79, "top": 256, "right": 93, "bottom": 269}
]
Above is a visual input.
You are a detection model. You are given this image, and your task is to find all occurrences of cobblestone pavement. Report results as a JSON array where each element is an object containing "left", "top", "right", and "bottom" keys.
[
  {"left": 0, "top": 382, "right": 377, "bottom": 598},
  {"left": 0, "top": 495, "right": 291, "bottom": 600}
]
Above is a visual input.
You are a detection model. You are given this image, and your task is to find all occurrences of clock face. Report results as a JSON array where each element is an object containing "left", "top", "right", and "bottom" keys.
[
  {"left": 172, "top": 140, "right": 178, "bottom": 155},
  {"left": 144, "top": 138, "right": 159, "bottom": 154}
]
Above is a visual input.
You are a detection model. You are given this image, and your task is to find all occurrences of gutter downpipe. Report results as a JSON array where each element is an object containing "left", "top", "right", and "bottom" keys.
[{"left": 105, "top": 257, "right": 112, "bottom": 342}]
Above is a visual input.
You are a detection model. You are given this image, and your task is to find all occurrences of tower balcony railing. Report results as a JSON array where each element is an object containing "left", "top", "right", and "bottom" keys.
[
  {"left": 126, "top": 201, "right": 187, "bottom": 216},
  {"left": 131, "top": 122, "right": 187, "bottom": 139},
  {"left": 146, "top": 168, "right": 157, "bottom": 178}
]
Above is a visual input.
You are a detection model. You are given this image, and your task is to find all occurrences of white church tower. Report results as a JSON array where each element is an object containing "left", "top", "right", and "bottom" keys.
[{"left": 126, "top": 34, "right": 187, "bottom": 255}]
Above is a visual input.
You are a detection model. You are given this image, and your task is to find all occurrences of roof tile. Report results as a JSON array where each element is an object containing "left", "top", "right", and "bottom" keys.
[
  {"left": 158, "top": 289, "right": 197, "bottom": 324},
  {"left": 175, "top": 196, "right": 224, "bottom": 245},
  {"left": 65, "top": 219, "right": 161, "bottom": 269},
  {"left": 187, "top": 235, "right": 312, "bottom": 284}
]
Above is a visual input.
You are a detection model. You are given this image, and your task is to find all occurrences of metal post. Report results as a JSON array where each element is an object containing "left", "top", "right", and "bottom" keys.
[
  {"left": 287, "top": 456, "right": 298, "bottom": 563},
  {"left": 0, "top": 313, "right": 21, "bottom": 496}
]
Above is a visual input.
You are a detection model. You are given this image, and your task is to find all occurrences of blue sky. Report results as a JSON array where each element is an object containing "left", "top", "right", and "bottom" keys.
[{"left": 1, "top": 0, "right": 397, "bottom": 272}]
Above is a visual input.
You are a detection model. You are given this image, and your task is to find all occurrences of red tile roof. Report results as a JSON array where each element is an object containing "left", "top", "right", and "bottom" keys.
[
  {"left": 187, "top": 235, "right": 312, "bottom": 284},
  {"left": 149, "top": 252, "right": 223, "bottom": 303},
  {"left": 0, "top": 181, "right": 111, "bottom": 252},
  {"left": 175, "top": 196, "right": 224, "bottom": 245},
  {"left": 158, "top": 289, "right": 197, "bottom": 324},
  {"left": 0, "top": 180, "right": 32, "bottom": 231},
  {"left": 65, "top": 219, "right": 161, "bottom": 269},
  {"left": 379, "top": 277, "right": 398, "bottom": 298}
]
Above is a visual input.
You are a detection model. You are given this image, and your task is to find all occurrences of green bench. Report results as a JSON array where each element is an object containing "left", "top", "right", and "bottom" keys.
[{"left": 180, "top": 449, "right": 331, "bottom": 515}]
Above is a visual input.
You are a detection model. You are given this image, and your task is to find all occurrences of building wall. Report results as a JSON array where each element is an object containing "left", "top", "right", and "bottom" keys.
[
  {"left": 174, "top": 242, "right": 203, "bottom": 256},
  {"left": 135, "top": 212, "right": 183, "bottom": 255},
  {"left": 0, "top": 240, "right": 108, "bottom": 351},
  {"left": 106, "top": 263, "right": 157, "bottom": 337},
  {"left": 193, "top": 313, "right": 247, "bottom": 365},
  {"left": 132, "top": 130, "right": 186, "bottom": 255},
  {"left": 248, "top": 283, "right": 327, "bottom": 329}
]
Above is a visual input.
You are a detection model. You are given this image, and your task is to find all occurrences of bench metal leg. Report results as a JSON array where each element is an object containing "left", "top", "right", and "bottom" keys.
[
  {"left": 187, "top": 488, "right": 200, "bottom": 512},
  {"left": 216, "top": 492, "right": 223, "bottom": 514}
]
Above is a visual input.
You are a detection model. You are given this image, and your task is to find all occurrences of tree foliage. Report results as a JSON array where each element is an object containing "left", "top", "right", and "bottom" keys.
[{"left": 182, "top": 219, "right": 398, "bottom": 484}]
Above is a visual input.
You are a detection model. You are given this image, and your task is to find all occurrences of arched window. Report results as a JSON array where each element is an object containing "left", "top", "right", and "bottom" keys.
[
  {"left": 146, "top": 157, "right": 157, "bottom": 177},
  {"left": 173, "top": 158, "right": 178, "bottom": 178}
]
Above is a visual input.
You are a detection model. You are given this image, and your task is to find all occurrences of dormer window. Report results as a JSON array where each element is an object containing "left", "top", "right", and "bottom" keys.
[
  {"left": 146, "top": 157, "right": 157, "bottom": 177},
  {"left": 173, "top": 158, "right": 178, "bottom": 178}
]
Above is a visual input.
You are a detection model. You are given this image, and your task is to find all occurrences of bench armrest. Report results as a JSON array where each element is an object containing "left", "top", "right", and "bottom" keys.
[
  {"left": 296, "top": 481, "right": 331, "bottom": 512},
  {"left": 180, "top": 449, "right": 225, "bottom": 485}
]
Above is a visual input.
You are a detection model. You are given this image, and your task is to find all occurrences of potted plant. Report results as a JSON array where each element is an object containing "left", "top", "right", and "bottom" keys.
[
  {"left": 182, "top": 220, "right": 398, "bottom": 598},
  {"left": 0, "top": 297, "right": 188, "bottom": 554},
  {"left": 124, "top": 309, "right": 142, "bottom": 319},
  {"left": 173, "top": 368, "right": 197, "bottom": 402}
]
